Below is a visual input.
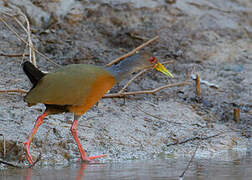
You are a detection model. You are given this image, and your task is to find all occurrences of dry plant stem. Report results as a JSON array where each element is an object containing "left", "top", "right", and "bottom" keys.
[
  {"left": 21, "top": 43, "right": 29, "bottom": 67},
  {"left": 119, "top": 69, "right": 149, "bottom": 93},
  {"left": 103, "top": 81, "right": 189, "bottom": 98},
  {"left": 0, "top": 82, "right": 188, "bottom": 97},
  {"left": 166, "top": 131, "right": 226, "bottom": 147},
  {"left": 120, "top": 60, "right": 175, "bottom": 92},
  {"left": 0, "top": 89, "right": 28, "bottom": 93},
  {"left": 196, "top": 73, "right": 201, "bottom": 96},
  {"left": 0, "top": 53, "right": 29, "bottom": 57},
  {"left": 233, "top": 108, "right": 240, "bottom": 123},
  {"left": 3, "top": 5, "right": 36, "bottom": 65},
  {"left": 13, "top": 14, "right": 36, "bottom": 66},
  {"left": 0, "top": 159, "right": 23, "bottom": 168},
  {"left": 119, "top": 60, "right": 173, "bottom": 93},
  {"left": 0, "top": 153, "right": 41, "bottom": 168},
  {"left": 106, "top": 36, "right": 159, "bottom": 67},
  {"left": 0, "top": 17, "right": 60, "bottom": 67},
  {"left": 179, "top": 140, "right": 200, "bottom": 179}
]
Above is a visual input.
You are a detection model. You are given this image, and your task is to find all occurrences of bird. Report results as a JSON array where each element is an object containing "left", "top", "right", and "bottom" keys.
[{"left": 22, "top": 52, "right": 173, "bottom": 165}]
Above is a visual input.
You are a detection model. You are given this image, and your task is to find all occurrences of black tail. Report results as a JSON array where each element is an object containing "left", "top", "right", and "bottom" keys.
[{"left": 22, "top": 61, "right": 45, "bottom": 86}]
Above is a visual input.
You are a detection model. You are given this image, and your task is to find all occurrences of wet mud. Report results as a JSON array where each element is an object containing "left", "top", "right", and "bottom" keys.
[{"left": 0, "top": 0, "right": 251, "bottom": 168}]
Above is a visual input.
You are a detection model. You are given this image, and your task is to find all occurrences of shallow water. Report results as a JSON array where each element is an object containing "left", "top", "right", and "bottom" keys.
[
  {"left": 1, "top": 152, "right": 251, "bottom": 180},
  {"left": 0, "top": 0, "right": 251, "bottom": 179}
]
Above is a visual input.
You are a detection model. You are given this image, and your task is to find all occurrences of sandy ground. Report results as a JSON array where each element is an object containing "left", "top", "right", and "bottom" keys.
[{"left": 0, "top": 0, "right": 251, "bottom": 167}]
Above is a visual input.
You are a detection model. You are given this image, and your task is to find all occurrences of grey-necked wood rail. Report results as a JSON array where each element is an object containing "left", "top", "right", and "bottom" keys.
[{"left": 22, "top": 52, "right": 173, "bottom": 165}]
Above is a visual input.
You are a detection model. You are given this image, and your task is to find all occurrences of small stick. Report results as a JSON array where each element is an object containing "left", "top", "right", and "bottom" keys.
[
  {"left": 233, "top": 108, "right": 240, "bottom": 123},
  {"left": 106, "top": 36, "right": 159, "bottom": 67},
  {"left": 0, "top": 17, "right": 60, "bottom": 67},
  {"left": 179, "top": 139, "right": 200, "bottom": 179},
  {"left": 0, "top": 53, "right": 29, "bottom": 57},
  {"left": 0, "top": 89, "right": 28, "bottom": 93},
  {"left": 103, "top": 82, "right": 189, "bottom": 98},
  {"left": 0, "top": 159, "right": 23, "bottom": 168},
  {"left": 119, "top": 69, "right": 149, "bottom": 93},
  {"left": 166, "top": 131, "right": 226, "bottom": 147},
  {"left": 196, "top": 73, "right": 201, "bottom": 96},
  {"left": 13, "top": 12, "right": 36, "bottom": 66},
  {"left": 0, "top": 81, "right": 188, "bottom": 96},
  {"left": 119, "top": 60, "right": 174, "bottom": 93},
  {"left": 0, "top": 153, "right": 41, "bottom": 168}
]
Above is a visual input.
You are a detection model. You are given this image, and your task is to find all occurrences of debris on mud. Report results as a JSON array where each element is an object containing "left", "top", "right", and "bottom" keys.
[{"left": 0, "top": 0, "right": 251, "bottom": 167}]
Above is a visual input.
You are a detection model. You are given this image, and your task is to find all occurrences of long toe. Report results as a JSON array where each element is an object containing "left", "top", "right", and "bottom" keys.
[
  {"left": 79, "top": 154, "right": 106, "bottom": 163},
  {"left": 24, "top": 142, "right": 34, "bottom": 165},
  {"left": 88, "top": 154, "right": 106, "bottom": 161}
]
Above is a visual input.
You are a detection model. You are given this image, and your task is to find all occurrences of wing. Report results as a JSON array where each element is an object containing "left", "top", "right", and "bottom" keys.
[{"left": 24, "top": 64, "right": 115, "bottom": 106}]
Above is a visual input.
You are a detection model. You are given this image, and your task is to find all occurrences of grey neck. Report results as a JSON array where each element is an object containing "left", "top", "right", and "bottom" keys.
[{"left": 105, "top": 54, "right": 141, "bottom": 83}]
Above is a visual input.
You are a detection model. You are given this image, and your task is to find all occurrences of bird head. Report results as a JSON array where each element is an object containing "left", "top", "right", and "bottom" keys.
[{"left": 136, "top": 52, "right": 174, "bottom": 78}]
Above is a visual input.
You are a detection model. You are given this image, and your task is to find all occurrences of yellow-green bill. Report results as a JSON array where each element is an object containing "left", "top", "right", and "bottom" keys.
[{"left": 154, "top": 62, "right": 174, "bottom": 78}]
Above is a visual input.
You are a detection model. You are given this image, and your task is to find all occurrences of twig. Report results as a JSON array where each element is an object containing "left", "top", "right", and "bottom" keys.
[
  {"left": 179, "top": 139, "right": 200, "bottom": 179},
  {"left": 0, "top": 53, "right": 29, "bottom": 57},
  {"left": 129, "top": 135, "right": 142, "bottom": 144},
  {"left": 119, "top": 69, "right": 149, "bottom": 93},
  {"left": 0, "top": 156, "right": 41, "bottom": 168},
  {"left": 0, "top": 159, "right": 24, "bottom": 168},
  {"left": 166, "top": 131, "right": 225, "bottom": 147},
  {"left": 0, "top": 16, "right": 60, "bottom": 67},
  {"left": 118, "top": 60, "right": 174, "bottom": 93},
  {"left": 233, "top": 108, "right": 240, "bottom": 123},
  {"left": 103, "top": 82, "right": 189, "bottom": 98},
  {"left": 0, "top": 145, "right": 41, "bottom": 168},
  {"left": 196, "top": 73, "right": 201, "bottom": 97},
  {"left": 0, "top": 89, "right": 28, "bottom": 93},
  {"left": 0, "top": 82, "right": 188, "bottom": 97},
  {"left": 12, "top": 10, "right": 36, "bottom": 66},
  {"left": 106, "top": 36, "right": 159, "bottom": 66}
]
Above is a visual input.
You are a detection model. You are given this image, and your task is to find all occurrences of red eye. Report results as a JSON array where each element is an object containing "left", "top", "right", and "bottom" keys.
[{"left": 149, "top": 57, "right": 157, "bottom": 64}]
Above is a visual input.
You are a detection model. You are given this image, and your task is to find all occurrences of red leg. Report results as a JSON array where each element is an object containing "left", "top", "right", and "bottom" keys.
[
  {"left": 70, "top": 115, "right": 106, "bottom": 162},
  {"left": 24, "top": 112, "right": 47, "bottom": 165}
]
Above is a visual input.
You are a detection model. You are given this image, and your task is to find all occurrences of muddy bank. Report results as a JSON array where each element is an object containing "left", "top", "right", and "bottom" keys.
[
  {"left": 0, "top": 0, "right": 251, "bottom": 167},
  {"left": 1, "top": 152, "right": 252, "bottom": 180}
]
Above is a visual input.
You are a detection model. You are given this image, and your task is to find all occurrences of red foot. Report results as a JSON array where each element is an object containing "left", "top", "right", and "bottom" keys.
[
  {"left": 24, "top": 141, "right": 34, "bottom": 165},
  {"left": 88, "top": 154, "right": 106, "bottom": 160},
  {"left": 78, "top": 154, "right": 106, "bottom": 163},
  {"left": 23, "top": 112, "right": 47, "bottom": 165}
]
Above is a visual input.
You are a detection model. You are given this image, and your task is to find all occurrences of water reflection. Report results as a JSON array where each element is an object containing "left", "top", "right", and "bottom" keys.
[
  {"left": 1, "top": 152, "right": 252, "bottom": 180},
  {"left": 24, "top": 168, "right": 31, "bottom": 180},
  {"left": 75, "top": 163, "right": 87, "bottom": 180},
  {"left": 23, "top": 163, "right": 88, "bottom": 180}
]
